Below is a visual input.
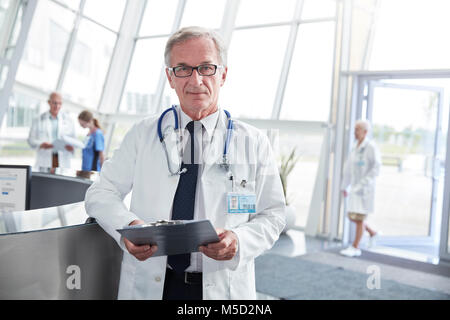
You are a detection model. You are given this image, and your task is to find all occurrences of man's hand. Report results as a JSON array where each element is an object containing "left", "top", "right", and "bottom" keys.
[
  {"left": 65, "top": 145, "right": 74, "bottom": 152},
  {"left": 123, "top": 219, "right": 158, "bottom": 261},
  {"left": 342, "top": 190, "right": 348, "bottom": 197},
  {"left": 40, "top": 142, "right": 53, "bottom": 149},
  {"left": 199, "top": 228, "right": 238, "bottom": 261}
]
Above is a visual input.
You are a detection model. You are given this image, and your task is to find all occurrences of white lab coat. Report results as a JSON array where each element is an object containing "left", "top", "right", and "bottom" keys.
[
  {"left": 341, "top": 137, "right": 381, "bottom": 214},
  {"left": 84, "top": 108, "right": 286, "bottom": 300},
  {"left": 27, "top": 111, "right": 76, "bottom": 169}
]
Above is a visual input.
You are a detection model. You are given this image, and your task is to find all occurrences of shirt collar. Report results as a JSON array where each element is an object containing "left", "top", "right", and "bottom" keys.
[
  {"left": 178, "top": 106, "right": 220, "bottom": 139},
  {"left": 356, "top": 136, "right": 369, "bottom": 149},
  {"left": 48, "top": 111, "right": 59, "bottom": 120}
]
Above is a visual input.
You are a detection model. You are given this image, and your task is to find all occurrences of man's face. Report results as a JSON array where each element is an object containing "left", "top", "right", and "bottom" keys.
[
  {"left": 354, "top": 124, "right": 367, "bottom": 141},
  {"left": 166, "top": 37, "right": 227, "bottom": 120},
  {"left": 48, "top": 94, "right": 62, "bottom": 117}
]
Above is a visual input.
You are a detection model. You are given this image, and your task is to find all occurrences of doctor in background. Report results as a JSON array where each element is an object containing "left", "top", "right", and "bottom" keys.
[
  {"left": 85, "top": 26, "right": 286, "bottom": 300},
  {"left": 340, "top": 120, "right": 381, "bottom": 257},
  {"left": 27, "top": 92, "right": 76, "bottom": 169}
]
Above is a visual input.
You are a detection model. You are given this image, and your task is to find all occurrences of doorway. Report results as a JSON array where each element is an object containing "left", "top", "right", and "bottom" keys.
[{"left": 347, "top": 74, "right": 450, "bottom": 263}]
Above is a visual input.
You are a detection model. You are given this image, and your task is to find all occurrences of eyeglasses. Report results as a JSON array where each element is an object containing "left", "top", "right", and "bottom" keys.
[{"left": 168, "top": 64, "right": 223, "bottom": 78}]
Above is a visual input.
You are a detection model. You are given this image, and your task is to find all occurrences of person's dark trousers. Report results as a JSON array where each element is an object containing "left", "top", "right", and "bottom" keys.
[
  {"left": 162, "top": 268, "right": 202, "bottom": 300},
  {"left": 52, "top": 153, "right": 59, "bottom": 168}
]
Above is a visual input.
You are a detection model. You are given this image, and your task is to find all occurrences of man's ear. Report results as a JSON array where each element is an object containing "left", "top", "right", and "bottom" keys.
[
  {"left": 220, "top": 66, "right": 228, "bottom": 87},
  {"left": 165, "top": 68, "right": 175, "bottom": 89}
]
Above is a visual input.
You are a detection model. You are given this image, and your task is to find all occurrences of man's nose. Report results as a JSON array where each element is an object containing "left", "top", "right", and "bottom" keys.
[{"left": 188, "top": 68, "right": 203, "bottom": 85}]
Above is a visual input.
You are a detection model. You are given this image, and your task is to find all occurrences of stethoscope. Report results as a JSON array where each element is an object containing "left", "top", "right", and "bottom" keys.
[{"left": 157, "top": 105, "right": 234, "bottom": 177}]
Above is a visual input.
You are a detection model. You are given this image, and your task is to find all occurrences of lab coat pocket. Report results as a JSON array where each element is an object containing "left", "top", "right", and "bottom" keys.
[
  {"left": 230, "top": 262, "right": 256, "bottom": 300},
  {"left": 117, "top": 253, "right": 137, "bottom": 299}
]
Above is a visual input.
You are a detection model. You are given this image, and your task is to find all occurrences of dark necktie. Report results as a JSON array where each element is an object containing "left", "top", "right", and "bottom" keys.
[{"left": 168, "top": 121, "right": 200, "bottom": 273}]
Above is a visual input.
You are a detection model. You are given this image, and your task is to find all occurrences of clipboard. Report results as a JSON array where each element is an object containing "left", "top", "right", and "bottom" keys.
[{"left": 116, "top": 219, "right": 220, "bottom": 257}]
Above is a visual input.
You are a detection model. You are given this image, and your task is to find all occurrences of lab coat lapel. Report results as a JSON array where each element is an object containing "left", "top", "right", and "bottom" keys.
[
  {"left": 356, "top": 137, "right": 369, "bottom": 151},
  {"left": 154, "top": 107, "right": 181, "bottom": 220},
  {"left": 57, "top": 113, "right": 63, "bottom": 139},
  {"left": 44, "top": 112, "right": 52, "bottom": 142},
  {"left": 201, "top": 110, "right": 230, "bottom": 227},
  {"left": 202, "top": 110, "right": 228, "bottom": 175}
]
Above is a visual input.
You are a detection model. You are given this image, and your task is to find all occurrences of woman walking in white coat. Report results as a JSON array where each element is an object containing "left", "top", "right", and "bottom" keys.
[{"left": 340, "top": 120, "right": 381, "bottom": 257}]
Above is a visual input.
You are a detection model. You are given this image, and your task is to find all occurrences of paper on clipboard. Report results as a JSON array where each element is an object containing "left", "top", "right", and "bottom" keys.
[
  {"left": 52, "top": 136, "right": 84, "bottom": 151},
  {"left": 62, "top": 135, "right": 85, "bottom": 149},
  {"left": 51, "top": 138, "right": 67, "bottom": 151},
  {"left": 116, "top": 219, "right": 220, "bottom": 257}
]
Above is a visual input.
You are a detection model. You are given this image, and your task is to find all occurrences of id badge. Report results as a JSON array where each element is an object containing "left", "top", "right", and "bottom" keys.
[{"left": 227, "top": 192, "right": 256, "bottom": 214}]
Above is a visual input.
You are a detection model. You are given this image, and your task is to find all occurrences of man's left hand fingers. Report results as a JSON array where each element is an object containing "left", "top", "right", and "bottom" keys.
[{"left": 199, "top": 243, "right": 237, "bottom": 261}]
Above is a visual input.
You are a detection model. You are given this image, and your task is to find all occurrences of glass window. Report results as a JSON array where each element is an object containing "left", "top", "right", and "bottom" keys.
[
  {"left": 369, "top": 0, "right": 450, "bottom": 70},
  {"left": 0, "top": 0, "right": 11, "bottom": 25},
  {"left": 16, "top": 0, "right": 75, "bottom": 92},
  {"left": 180, "top": 0, "right": 226, "bottom": 29},
  {"left": 119, "top": 37, "right": 167, "bottom": 115},
  {"left": 235, "top": 0, "right": 297, "bottom": 26},
  {"left": 0, "top": 91, "right": 43, "bottom": 166},
  {"left": 61, "top": 18, "right": 116, "bottom": 108},
  {"left": 0, "top": 0, "right": 24, "bottom": 60},
  {"left": 48, "top": 20, "right": 69, "bottom": 63},
  {"left": 139, "top": 0, "right": 179, "bottom": 36},
  {"left": 280, "top": 131, "right": 324, "bottom": 228},
  {"left": 301, "top": 0, "right": 336, "bottom": 20},
  {"left": 220, "top": 26, "right": 290, "bottom": 119},
  {"left": 162, "top": 76, "right": 180, "bottom": 109},
  {"left": 56, "top": 0, "right": 81, "bottom": 11},
  {"left": 0, "top": 65, "right": 7, "bottom": 89},
  {"left": 107, "top": 121, "right": 137, "bottom": 158},
  {"left": 448, "top": 210, "right": 450, "bottom": 255},
  {"left": 263, "top": 127, "right": 325, "bottom": 228},
  {"left": 4, "top": 92, "right": 41, "bottom": 128},
  {"left": 280, "top": 21, "right": 335, "bottom": 121},
  {"left": 82, "top": 0, "right": 126, "bottom": 31}
]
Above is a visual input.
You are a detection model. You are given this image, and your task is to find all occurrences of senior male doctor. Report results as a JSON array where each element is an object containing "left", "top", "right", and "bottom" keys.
[
  {"left": 85, "top": 26, "right": 286, "bottom": 300},
  {"left": 27, "top": 92, "right": 76, "bottom": 169}
]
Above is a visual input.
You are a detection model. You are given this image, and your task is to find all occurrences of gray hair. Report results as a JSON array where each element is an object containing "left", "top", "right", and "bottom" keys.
[
  {"left": 164, "top": 26, "right": 227, "bottom": 67},
  {"left": 355, "top": 119, "right": 371, "bottom": 133}
]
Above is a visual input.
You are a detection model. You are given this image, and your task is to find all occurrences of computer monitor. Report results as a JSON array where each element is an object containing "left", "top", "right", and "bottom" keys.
[{"left": 0, "top": 165, "right": 31, "bottom": 211}]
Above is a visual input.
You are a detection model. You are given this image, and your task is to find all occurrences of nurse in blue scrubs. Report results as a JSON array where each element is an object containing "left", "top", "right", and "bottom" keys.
[{"left": 78, "top": 110, "right": 105, "bottom": 171}]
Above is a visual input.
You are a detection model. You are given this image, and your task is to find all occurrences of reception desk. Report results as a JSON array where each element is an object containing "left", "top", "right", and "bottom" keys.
[{"left": 0, "top": 169, "right": 122, "bottom": 299}]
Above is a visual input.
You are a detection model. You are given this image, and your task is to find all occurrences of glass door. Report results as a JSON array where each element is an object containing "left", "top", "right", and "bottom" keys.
[
  {"left": 365, "top": 80, "right": 444, "bottom": 247},
  {"left": 440, "top": 105, "right": 450, "bottom": 263}
]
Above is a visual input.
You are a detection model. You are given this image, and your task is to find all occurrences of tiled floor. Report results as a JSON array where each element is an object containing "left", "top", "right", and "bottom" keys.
[
  {"left": 267, "top": 229, "right": 341, "bottom": 257},
  {"left": 256, "top": 229, "right": 450, "bottom": 299},
  {"left": 268, "top": 229, "right": 442, "bottom": 264},
  {"left": 256, "top": 229, "right": 341, "bottom": 300}
]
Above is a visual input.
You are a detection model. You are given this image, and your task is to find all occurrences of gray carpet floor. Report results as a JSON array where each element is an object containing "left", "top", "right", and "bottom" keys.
[{"left": 255, "top": 253, "right": 450, "bottom": 300}]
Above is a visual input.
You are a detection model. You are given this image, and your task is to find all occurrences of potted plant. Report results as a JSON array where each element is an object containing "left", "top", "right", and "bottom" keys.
[{"left": 279, "top": 147, "right": 299, "bottom": 233}]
